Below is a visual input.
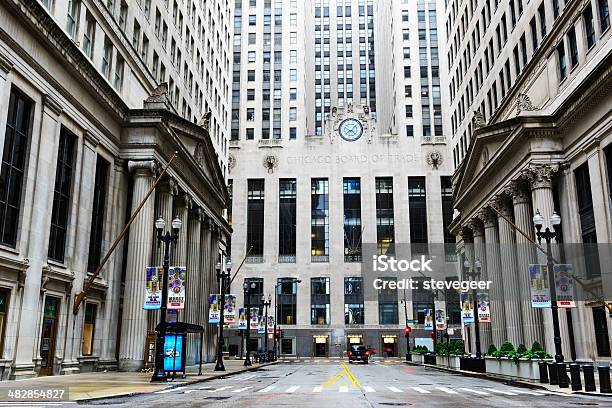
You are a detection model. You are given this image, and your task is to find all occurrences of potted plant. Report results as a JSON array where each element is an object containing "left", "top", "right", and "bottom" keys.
[{"left": 485, "top": 341, "right": 552, "bottom": 380}]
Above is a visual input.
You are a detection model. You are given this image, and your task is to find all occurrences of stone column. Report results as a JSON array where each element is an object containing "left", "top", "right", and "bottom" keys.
[
  {"left": 479, "top": 208, "right": 506, "bottom": 348},
  {"left": 470, "top": 219, "right": 493, "bottom": 351},
  {"left": 493, "top": 194, "right": 524, "bottom": 346},
  {"left": 185, "top": 208, "right": 202, "bottom": 365},
  {"left": 461, "top": 227, "right": 476, "bottom": 354},
  {"left": 147, "top": 179, "right": 176, "bottom": 332},
  {"left": 208, "top": 225, "right": 221, "bottom": 361},
  {"left": 199, "top": 216, "right": 213, "bottom": 361},
  {"left": 522, "top": 164, "right": 570, "bottom": 356},
  {"left": 507, "top": 180, "right": 544, "bottom": 347},
  {"left": 118, "top": 160, "right": 157, "bottom": 371}
]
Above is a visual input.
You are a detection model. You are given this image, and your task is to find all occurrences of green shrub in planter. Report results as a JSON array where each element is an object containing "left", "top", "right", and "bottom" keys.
[
  {"left": 412, "top": 345, "right": 429, "bottom": 354},
  {"left": 486, "top": 344, "right": 498, "bottom": 356},
  {"left": 516, "top": 344, "right": 527, "bottom": 354},
  {"left": 435, "top": 342, "right": 449, "bottom": 356},
  {"left": 448, "top": 339, "right": 465, "bottom": 355}
]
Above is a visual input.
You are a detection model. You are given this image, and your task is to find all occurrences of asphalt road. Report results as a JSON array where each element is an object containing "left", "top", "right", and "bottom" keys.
[{"left": 82, "top": 360, "right": 610, "bottom": 408}]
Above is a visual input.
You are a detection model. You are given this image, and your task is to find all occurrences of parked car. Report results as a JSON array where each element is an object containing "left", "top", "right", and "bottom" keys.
[{"left": 348, "top": 345, "right": 370, "bottom": 364}]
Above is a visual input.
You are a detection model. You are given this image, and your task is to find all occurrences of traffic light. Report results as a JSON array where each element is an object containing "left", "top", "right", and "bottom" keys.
[{"left": 404, "top": 327, "right": 411, "bottom": 338}]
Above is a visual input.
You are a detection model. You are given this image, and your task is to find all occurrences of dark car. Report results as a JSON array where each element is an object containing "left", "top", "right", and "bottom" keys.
[{"left": 348, "top": 345, "right": 369, "bottom": 364}]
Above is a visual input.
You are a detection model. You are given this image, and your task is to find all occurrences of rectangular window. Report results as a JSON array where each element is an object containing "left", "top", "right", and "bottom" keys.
[
  {"left": 574, "top": 163, "right": 600, "bottom": 278},
  {"left": 247, "top": 179, "right": 265, "bottom": 258},
  {"left": 538, "top": 2, "right": 546, "bottom": 37},
  {"left": 599, "top": 0, "right": 610, "bottom": 32},
  {"left": 592, "top": 306, "right": 611, "bottom": 356},
  {"left": 279, "top": 179, "right": 297, "bottom": 261},
  {"left": 66, "top": 0, "right": 81, "bottom": 39},
  {"left": 0, "top": 289, "right": 9, "bottom": 357},
  {"left": 557, "top": 42, "right": 567, "bottom": 81},
  {"left": 378, "top": 278, "right": 398, "bottom": 324},
  {"left": 0, "top": 88, "right": 32, "bottom": 247},
  {"left": 568, "top": 27, "right": 579, "bottom": 68},
  {"left": 87, "top": 157, "right": 109, "bottom": 272},
  {"left": 278, "top": 278, "right": 298, "bottom": 324},
  {"left": 311, "top": 277, "right": 330, "bottom": 325},
  {"left": 441, "top": 176, "right": 456, "bottom": 260},
  {"left": 343, "top": 178, "right": 362, "bottom": 262},
  {"left": 48, "top": 127, "right": 77, "bottom": 262},
  {"left": 311, "top": 179, "right": 329, "bottom": 261},
  {"left": 408, "top": 176, "right": 428, "bottom": 253},
  {"left": 114, "top": 55, "right": 124, "bottom": 91},
  {"left": 101, "top": 36, "right": 113, "bottom": 79},
  {"left": 82, "top": 11, "right": 96, "bottom": 59},
  {"left": 344, "top": 277, "right": 364, "bottom": 324},
  {"left": 82, "top": 303, "right": 96, "bottom": 356},
  {"left": 584, "top": 4, "right": 597, "bottom": 48},
  {"left": 375, "top": 177, "right": 395, "bottom": 255}
]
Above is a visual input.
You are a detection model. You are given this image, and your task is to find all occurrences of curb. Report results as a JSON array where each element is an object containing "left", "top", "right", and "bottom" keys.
[
  {"left": 75, "top": 361, "right": 279, "bottom": 403},
  {"left": 405, "top": 361, "right": 612, "bottom": 397}
]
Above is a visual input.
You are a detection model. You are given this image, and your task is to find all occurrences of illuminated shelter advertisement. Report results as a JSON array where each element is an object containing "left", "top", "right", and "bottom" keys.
[{"left": 163, "top": 334, "right": 183, "bottom": 372}]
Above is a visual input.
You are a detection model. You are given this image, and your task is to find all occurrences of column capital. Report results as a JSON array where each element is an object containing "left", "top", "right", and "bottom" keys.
[
  {"left": 506, "top": 180, "right": 530, "bottom": 205},
  {"left": 175, "top": 193, "right": 193, "bottom": 210},
  {"left": 477, "top": 208, "right": 497, "bottom": 229},
  {"left": 189, "top": 207, "right": 204, "bottom": 221},
  {"left": 521, "top": 163, "right": 559, "bottom": 190},
  {"left": 459, "top": 227, "right": 473, "bottom": 243},
  {"left": 490, "top": 194, "right": 513, "bottom": 218},
  {"left": 157, "top": 177, "right": 178, "bottom": 195},
  {"left": 127, "top": 160, "right": 157, "bottom": 176},
  {"left": 467, "top": 218, "right": 484, "bottom": 237}
]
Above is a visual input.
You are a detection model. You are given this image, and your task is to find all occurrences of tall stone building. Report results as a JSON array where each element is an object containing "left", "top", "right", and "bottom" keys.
[
  {"left": 227, "top": 0, "right": 457, "bottom": 358},
  {"left": 0, "top": 0, "right": 231, "bottom": 378},
  {"left": 448, "top": 0, "right": 612, "bottom": 360}
]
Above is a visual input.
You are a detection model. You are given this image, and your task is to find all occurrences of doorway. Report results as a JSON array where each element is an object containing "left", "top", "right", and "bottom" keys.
[
  {"left": 381, "top": 335, "right": 397, "bottom": 358},
  {"left": 39, "top": 296, "right": 60, "bottom": 376},
  {"left": 313, "top": 336, "right": 328, "bottom": 357}
]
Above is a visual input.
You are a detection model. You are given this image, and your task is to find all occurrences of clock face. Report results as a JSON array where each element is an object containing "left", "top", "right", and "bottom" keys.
[{"left": 339, "top": 118, "right": 364, "bottom": 141}]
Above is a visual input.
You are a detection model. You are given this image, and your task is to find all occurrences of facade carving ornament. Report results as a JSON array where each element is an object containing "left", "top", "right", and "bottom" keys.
[
  {"left": 189, "top": 207, "right": 203, "bottom": 220},
  {"left": 176, "top": 194, "right": 193, "bottom": 210},
  {"left": 481, "top": 146, "right": 489, "bottom": 165},
  {"left": 506, "top": 180, "right": 530, "bottom": 205},
  {"left": 263, "top": 154, "right": 279, "bottom": 173},
  {"left": 228, "top": 153, "right": 236, "bottom": 171},
  {"left": 521, "top": 163, "right": 559, "bottom": 189},
  {"left": 425, "top": 150, "right": 443, "bottom": 169},
  {"left": 490, "top": 194, "right": 513, "bottom": 217},
  {"left": 516, "top": 93, "right": 537, "bottom": 115},
  {"left": 145, "top": 83, "right": 169, "bottom": 103},
  {"left": 477, "top": 208, "right": 497, "bottom": 228},
  {"left": 198, "top": 110, "right": 212, "bottom": 130},
  {"left": 127, "top": 160, "right": 158, "bottom": 176},
  {"left": 467, "top": 218, "right": 484, "bottom": 237},
  {"left": 159, "top": 177, "right": 179, "bottom": 195},
  {"left": 194, "top": 142, "right": 205, "bottom": 168},
  {"left": 472, "top": 110, "right": 486, "bottom": 129}
]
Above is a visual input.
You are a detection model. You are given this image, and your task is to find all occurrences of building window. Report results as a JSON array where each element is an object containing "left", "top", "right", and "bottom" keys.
[
  {"left": 82, "top": 11, "right": 96, "bottom": 59},
  {"left": 557, "top": 42, "right": 567, "bottom": 81},
  {"left": 599, "top": 0, "right": 610, "bottom": 32},
  {"left": 246, "top": 128, "right": 254, "bottom": 140},
  {"left": 311, "top": 277, "right": 330, "bottom": 325},
  {"left": 538, "top": 2, "right": 546, "bottom": 37},
  {"left": 592, "top": 306, "right": 611, "bottom": 356},
  {"left": 245, "top": 277, "right": 264, "bottom": 312},
  {"left": 82, "top": 303, "right": 96, "bottom": 356},
  {"left": 311, "top": 178, "right": 329, "bottom": 261},
  {"left": 289, "top": 127, "right": 297, "bottom": 139},
  {"left": 279, "top": 179, "right": 297, "bottom": 261},
  {"left": 343, "top": 178, "right": 362, "bottom": 262},
  {"left": 445, "top": 277, "right": 461, "bottom": 324},
  {"left": 247, "top": 179, "right": 265, "bottom": 258},
  {"left": 114, "top": 55, "right": 124, "bottom": 91},
  {"left": 375, "top": 177, "right": 395, "bottom": 255},
  {"left": 584, "top": 4, "right": 596, "bottom": 49},
  {"left": 344, "top": 277, "right": 364, "bottom": 324},
  {"left": 48, "top": 127, "right": 76, "bottom": 263},
  {"left": 0, "top": 89, "right": 32, "bottom": 247},
  {"left": 575, "top": 163, "right": 600, "bottom": 278},
  {"left": 412, "top": 277, "right": 433, "bottom": 323},
  {"left": 87, "top": 157, "right": 109, "bottom": 272},
  {"left": 102, "top": 36, "right": 113, "bottom": 79},
  {"left": 66, "top": 0, "right": 81, "bottom": 39},
  {"left": 0, "top": 289, "right": 9, "bottom": 357},
  {"left": 568, "top": 27, "right": 579, "bottom": 68},
  {"left": 406, "top": 124, "right": 414, "bottom": 137},
  {"left": 408, "top": 176, "right": 428, "bottom": 253},
  {"left": 277, "top": 278, "right": 298, "bottom": 324},
  {"left": 378, "top": 278, "right": 398, "bottom": 324},
  {"left": 441, "top": 176, "right": 455, "bottom": 260}
]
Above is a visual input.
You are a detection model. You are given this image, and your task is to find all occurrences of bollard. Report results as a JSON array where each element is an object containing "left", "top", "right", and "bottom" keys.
[
  {"left": 539, "top": 361, "right": 549, "bottom": 383},
  {"left": 557, "top": 362, "right": 569, "bottom": 388},
  {"left": 548, "top": 361, "right": 559, "bottom": 385},
  {"left": 569, "top": 363, "right": 582, "bottom": 391},
  {"left": 598, "top": 366, "right": 611, "bottom": 393},
  {"left": 583, "top": 364, "right": 596, "bottom": 392}
]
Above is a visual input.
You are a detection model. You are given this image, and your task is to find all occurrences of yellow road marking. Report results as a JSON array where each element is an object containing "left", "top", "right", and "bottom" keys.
[{"left": 321, "top": 361, "right": 362, "bottom": 390}]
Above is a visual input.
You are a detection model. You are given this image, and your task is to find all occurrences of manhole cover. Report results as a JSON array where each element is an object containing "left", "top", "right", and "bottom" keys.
[
  {"left": 571, "top": 403, "right": 599, "bottom": 406},
  {"left": 379, "top": 403, "right": 412, "bottom": 406},
  {"left": 204, "top": 396, "right": 231, "bottom": 400}
]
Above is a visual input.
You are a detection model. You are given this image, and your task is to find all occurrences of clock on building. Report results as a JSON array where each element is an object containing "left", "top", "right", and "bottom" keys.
[{"left": 338, "top": 118, "right": 364, "bottom": 141}]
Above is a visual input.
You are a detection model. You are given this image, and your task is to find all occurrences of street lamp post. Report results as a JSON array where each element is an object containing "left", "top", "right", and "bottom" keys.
[
  {"left": 463, "top": 258, "right": 482, "bottom": 358},
  {"left": 243, "top": 282, "right": 256, "bottom": 366},
  {"left": 262, "top": 294, "right": 272, "bottom": 360},
  {"left": 151, "top": 216, "right": 182, "bottom": 382},
  {"left": 533, "top": 209, "right": 564, "bottom": 363},
  {"left": 402, "top": 287, "right": 411, "bottom": 361},
  {"left": 214, "top": 259, "right": 232, "bottom": 371}
]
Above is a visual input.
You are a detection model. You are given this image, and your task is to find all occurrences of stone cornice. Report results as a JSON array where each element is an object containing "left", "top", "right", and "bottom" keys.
[
  {"left": 42, "top": 93, "right": 63, "bottom": 116},
  {"left": 0, "top": 53, "right": 13, "bottom": 77}
]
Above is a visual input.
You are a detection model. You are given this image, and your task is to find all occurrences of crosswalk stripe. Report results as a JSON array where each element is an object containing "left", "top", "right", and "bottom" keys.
[
  {"left": 387, "top": 386, "right": 403, "bottom": 393},
  {"left": 258, "top": 385, "right": 276, "bottom": 393},
  {"left": 286, "top": 386, "right": 300, "bottom": 393},
  {"left": 339, "top": 386, "right": 349, "bottom": 393},
  {"left": 209, "top": 386, "right": 233, "bottom": 393},
  {"left": 313, "top": 386, "right": 323, "bottom": 393},
  {"left": 411, "top": 387, "right": 431, "bottom": 394},
  {"left": 537, "top": 390, "right": 570, "bottom": 397},
  {"left": 155, "top": 386, "right": 188, "bottom": 394},
  {"left": 511, "top": 389, "right": 543, "bottom": 396},
  {"left": 240, "top": 374, "right": 256, "bottom": 380},
  {"left": 436, "top": 387, "right": 457, "bottom": 394},
  {"left": 233, "top": 386, "right": 253, "bottom": 393},
  {"left": 363, "top": 386, "right": 376, "bottom": 393},
  {"left": 484, "top": 388, "right": 518, "bottom": 396},
  {"left": 458, "top": 387, "right": 489, "bottom": 395}
]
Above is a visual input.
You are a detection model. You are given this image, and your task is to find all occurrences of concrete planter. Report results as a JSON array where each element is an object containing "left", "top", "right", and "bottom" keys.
[
  {"left": 412, "top": 353, "right": 425, "bottom": 364},
  {"left": 484, "top": 357, "right": 546, "bottom": 381},
  {"left": 436, "top": 355, "right": 461, "bottom": 369}
]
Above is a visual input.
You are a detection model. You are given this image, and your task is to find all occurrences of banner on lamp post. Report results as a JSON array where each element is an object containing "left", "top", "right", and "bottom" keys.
[
  {"left": 477, "top": 292, "right": 491, "bottom": 323},
  {"left": 529, "top": 264, "right": 551, "bottom": 308},
  {"left": 249, "top": 308, "right": 260, "bottom": 329},
  {"left": 554, "top": 264, "right": 576, "bottom": 308},
  {"left": 224, "top": 295, "right": 237, "bottom": 324},
  {"left": 167, "top": 267, "right": 186, "bottom": 310},
  {"left": 257, "top": 315, "right": 265, "bottom": 334},
  {"left": 237, "top": 308, "right": 247, "bottom": 330},
  {"left": 144, "top": 267, "right": 163, "bottom": 310},
  {"left": 423, "top": 309, "right": 434, "bottom": 331},
  {"left": 435, "top": 309, "right": 447, "bottom": 330},
  {"left": 208, "top": 294, "right": 220, "bottom": 323},
  {"left": 267, "top": 316, "right": 275, "bottom": 334},
  {"left": 460, "top": 292, "right": 474, "bottom": 324}
]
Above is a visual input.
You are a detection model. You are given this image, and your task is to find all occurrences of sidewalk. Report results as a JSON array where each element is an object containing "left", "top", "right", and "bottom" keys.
[
  {"left": 406, "top": 360, "right": 611, "bottom": 397},
  {"left": 0, "top": 359, "right": 276, "bottom": 402}
]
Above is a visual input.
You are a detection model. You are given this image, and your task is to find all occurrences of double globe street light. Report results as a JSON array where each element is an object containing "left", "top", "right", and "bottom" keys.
[
  {"left": 463, "top": 258, "right": 482, "bottom": 359},
  {"left": 151, "top": 216, "right": 182, "bottom": 383},
  {"left": 214, "top": 259, "right": 232, "bottom": 372}
]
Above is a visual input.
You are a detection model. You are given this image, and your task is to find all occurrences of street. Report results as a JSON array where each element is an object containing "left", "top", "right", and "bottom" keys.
[{"left": 77, "top": 360, "right": 610, "bottom": 408}]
